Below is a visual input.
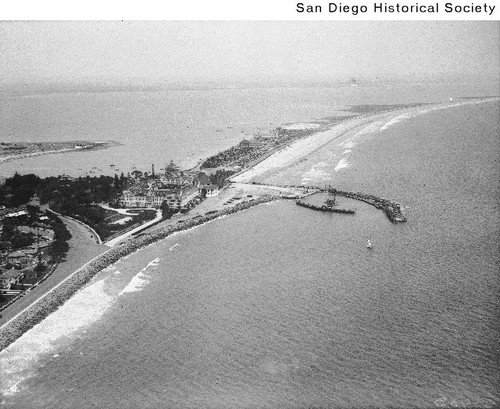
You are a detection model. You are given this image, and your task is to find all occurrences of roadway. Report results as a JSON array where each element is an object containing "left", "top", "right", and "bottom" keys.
[{"left": 0, "top": 215, "right": 108, "bottom": 327}]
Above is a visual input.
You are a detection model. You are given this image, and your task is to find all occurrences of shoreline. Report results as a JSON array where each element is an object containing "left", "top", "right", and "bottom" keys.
[
  {"left": 1, "top": 96, "right": 497, "bottom": 351},
  {"left": 0, "top": 141, "right": 118, "bottom": 166},
  {"left": 230, "top": 97, "right": 500, "bottom": 184}
]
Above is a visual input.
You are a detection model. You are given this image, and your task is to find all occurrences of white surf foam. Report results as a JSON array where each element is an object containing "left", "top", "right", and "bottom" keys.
[
  {"left": 301, "top": 162, "right": 332, "bottom": 184},
  {"left": 0, "top": 278, "right": 113, "bottom": 396},
  {"left": 119, "top": 257, "right": 160, "bottom": 296},
  {"left": 334, "top": 158, "right": 349, "bottom": 172},
  {"left": 355, "top": 121, "right": 384, "bottom": 136},
  {"left": 340, "top": 140, "right": 356, "bottom": 149},
  {"left": 282, "top": 123, "right": 321, "bottom": 130},
  {"left": 380, "top": 112, "right": 414, "bottom": 131}
]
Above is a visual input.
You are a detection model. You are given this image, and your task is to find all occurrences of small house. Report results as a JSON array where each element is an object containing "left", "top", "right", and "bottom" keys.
[
  {"left": 200, "top": 184, "right": 219, "bottom": 197},
  {"left": 0, "top": 269, "right": 24, "bottom": 289},
  {"left": 7, "top": 250, "right": 31, "bottom": 268}
]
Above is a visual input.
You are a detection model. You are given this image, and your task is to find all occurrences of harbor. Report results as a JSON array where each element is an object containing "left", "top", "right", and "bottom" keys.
[
  {"left": 327, "top": 188, "right": 407, "bottom": 223},
  {"left": 237, "top": 181, "right": 407, "bottom": 223}
]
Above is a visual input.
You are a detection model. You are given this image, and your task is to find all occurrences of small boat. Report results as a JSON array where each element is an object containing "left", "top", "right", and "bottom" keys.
[{"left": 367, "top": 240, "right": 373, "bottom": 249}]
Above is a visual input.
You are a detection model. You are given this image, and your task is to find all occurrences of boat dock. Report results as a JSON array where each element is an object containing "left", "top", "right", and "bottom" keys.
[{"left": 295, "top": 199, "right": 355, "bottom": 214}]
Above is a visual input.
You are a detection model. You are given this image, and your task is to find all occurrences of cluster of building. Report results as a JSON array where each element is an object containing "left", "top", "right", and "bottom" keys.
[
  {"left": 120, "top": 162, "right": 219, "bottom": 210},
  {"left": 238, "top": 135, "right": 270, "bottom": 149},
  {"left": 0, "top": 206, "right": 55, "bottom": 292}
]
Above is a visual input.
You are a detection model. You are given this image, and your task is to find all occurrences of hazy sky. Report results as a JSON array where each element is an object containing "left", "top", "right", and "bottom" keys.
[{"left": 0, "top": 21, "right": 498, "bottom": 85}]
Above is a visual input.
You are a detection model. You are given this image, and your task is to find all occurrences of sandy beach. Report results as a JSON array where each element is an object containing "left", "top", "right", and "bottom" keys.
[{"left": 231, "top": 98, "right": 499, "bottom": 185}]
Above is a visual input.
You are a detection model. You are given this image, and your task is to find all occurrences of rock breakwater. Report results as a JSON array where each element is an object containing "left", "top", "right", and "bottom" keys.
[
  {"left": 328, "top": 188, "right": 406, "bottom": 223},
  {"left": 239, "top": 182, "right": 406, "bottom": 223}
]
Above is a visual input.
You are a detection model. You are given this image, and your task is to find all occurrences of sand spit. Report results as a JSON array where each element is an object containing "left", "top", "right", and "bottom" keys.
[
  {"left": 231, "top": 98, "right": 499, "bottom": 184},
  {"left": 0, "top": 195, "right": 277, "bottom": 351},
  {"left": 0, "top": 141, "right": 116, "bottom": 165}
]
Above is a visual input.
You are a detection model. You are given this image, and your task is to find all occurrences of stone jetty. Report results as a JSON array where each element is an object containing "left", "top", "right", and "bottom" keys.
[{"left": 327, "top": 188, "right": 406, "bottom": 223}]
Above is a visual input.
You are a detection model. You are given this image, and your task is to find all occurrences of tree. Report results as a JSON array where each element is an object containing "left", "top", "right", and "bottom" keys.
[
  {"left": 11, "top": 232, "right": 36, "bottom": 249},
  {"left": 34, "top": 262, "right": 46, "bottom": 275},
  {"left": 48, "top": 216, "right": 72, "bottom": 262},
  {"left": 48, "top": 239, "right": 69, "bottom": 262},
  {"left": 160, "top": 201, "right": 175, "bottom": 219},
  {"left": 3, "top": 173, "right": 41, "bottom": 206},
  {"left": 209, "top": 169, "right": 236, "bottom": 188},
  {"left": 120, "top": 172, "right": 127, "bottom": 189},
  {"left": 131, "top": 170, "right": 143, "bottom": 179},
  {"left": 114, "top": 174, "right": 120, "bottom": 189},
  {"left": 165, "top": 160, "right": 180, "bottom": 174}
]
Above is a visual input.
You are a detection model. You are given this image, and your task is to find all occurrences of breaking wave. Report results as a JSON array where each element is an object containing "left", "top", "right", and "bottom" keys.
[
  {"left": 380, "top": 112, "right": 415, "bottom": 131},
  {"left": 0, "top": 278, "right": 113, "bottom": 397},
  {"left": 119, "top": 257, "right": 160, "bottom": 296},
  {"left": 334, "top": 158, "right": 349, "bottom": 172},
  {"left": 301, "top": 162, "right": 332, "bottom": 184}
]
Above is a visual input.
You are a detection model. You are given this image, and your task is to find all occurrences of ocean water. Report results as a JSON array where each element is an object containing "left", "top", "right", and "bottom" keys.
[
  {"left": 1, "top": 93, "right": 499, "bottom": 408},
  {"left": 0, "top": 81, "right": 497, "bottom": 177}
]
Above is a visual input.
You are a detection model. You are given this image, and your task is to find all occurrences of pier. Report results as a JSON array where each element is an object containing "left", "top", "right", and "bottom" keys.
[{"left": 295, "top": 198, "right": 355, "bottom": 214}]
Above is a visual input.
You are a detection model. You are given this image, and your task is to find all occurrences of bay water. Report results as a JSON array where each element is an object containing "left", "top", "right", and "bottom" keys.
[{"left": 0, "top": 81, "right": 496, "bottom": 177}]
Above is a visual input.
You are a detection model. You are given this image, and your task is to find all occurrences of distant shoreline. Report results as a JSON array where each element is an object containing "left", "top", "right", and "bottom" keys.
[{"left": 0, "top": 141, "right": 118, "bottom": 166}]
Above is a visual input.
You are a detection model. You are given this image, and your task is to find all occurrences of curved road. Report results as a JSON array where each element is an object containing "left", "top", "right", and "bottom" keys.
[{"left": 0, "top": 215, "right": 108, "bottom": 326}]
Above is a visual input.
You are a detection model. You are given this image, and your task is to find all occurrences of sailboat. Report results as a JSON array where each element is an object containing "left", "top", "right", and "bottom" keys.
[{"left": 367, "top": 240, "right": 373, "bottom": 249}]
